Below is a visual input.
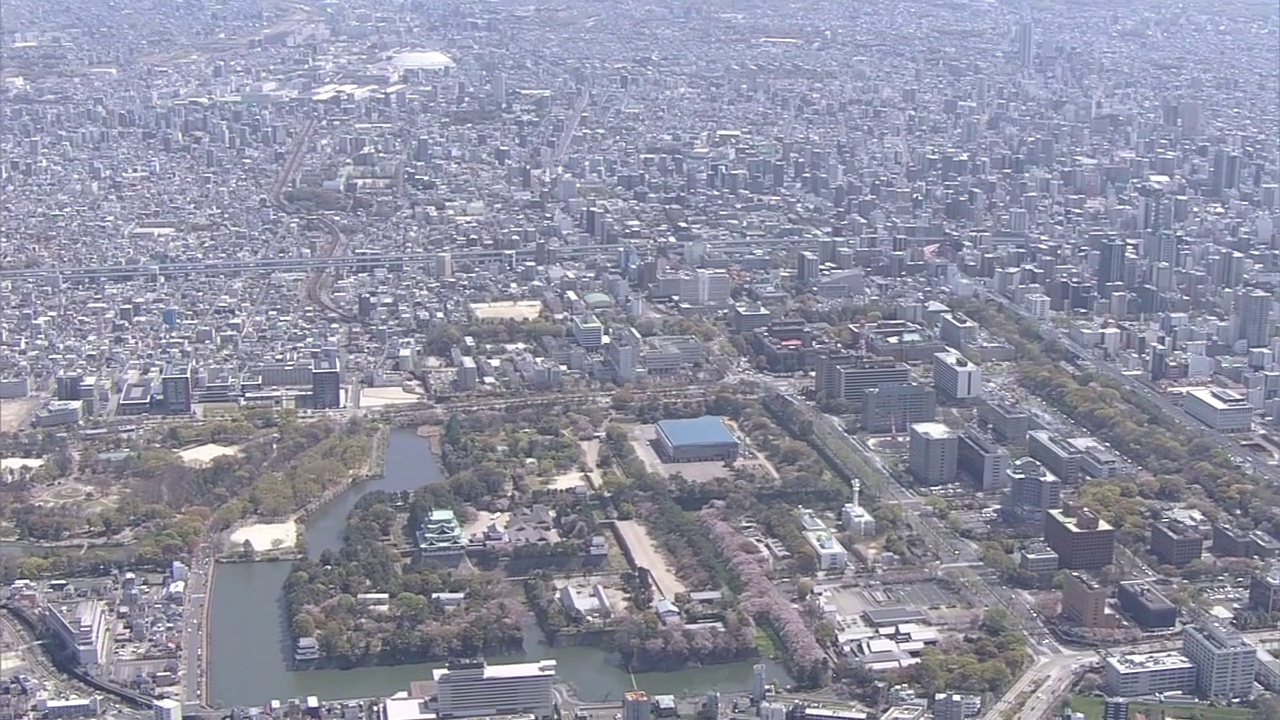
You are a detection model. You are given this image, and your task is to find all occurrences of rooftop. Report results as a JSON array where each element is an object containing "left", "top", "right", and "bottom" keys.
[
  {"left": 656, "top": 416, "right": 737, "bottom": 447},
  {"left": 910, "top": 421, "right": 956, "bottom": 440},
  {"left": 1106, "top": 651, "right": 1194, "bottom": 673}
]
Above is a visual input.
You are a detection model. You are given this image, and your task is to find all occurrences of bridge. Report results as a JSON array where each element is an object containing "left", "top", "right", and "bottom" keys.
[{"left": 0, "top": 237, "right": 824, "bottom": 281}]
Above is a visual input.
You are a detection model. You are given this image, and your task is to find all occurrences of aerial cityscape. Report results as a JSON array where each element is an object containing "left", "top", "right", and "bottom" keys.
[{"left": 0, "top": 0, "right": 1278, "bottom": 719}]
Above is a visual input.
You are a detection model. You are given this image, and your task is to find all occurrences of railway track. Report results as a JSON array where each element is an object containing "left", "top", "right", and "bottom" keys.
[{"left": 267, "top": 117, "right": 359, "bottom": 324}]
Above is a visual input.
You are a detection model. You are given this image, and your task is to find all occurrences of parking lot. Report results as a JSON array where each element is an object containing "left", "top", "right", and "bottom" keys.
[{"left": 827, "top": 580, "right": 964, "bottom": 618}]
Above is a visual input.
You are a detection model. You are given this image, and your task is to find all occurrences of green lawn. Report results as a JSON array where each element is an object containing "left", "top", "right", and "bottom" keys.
[{"left": 1067, "top": 695, "right": 1253, "bottom": 720}]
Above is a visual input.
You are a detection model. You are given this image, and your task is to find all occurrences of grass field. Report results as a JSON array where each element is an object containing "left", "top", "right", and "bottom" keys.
[{"left": 1068, "top": 695, "right": 1253, "bottom": 720}]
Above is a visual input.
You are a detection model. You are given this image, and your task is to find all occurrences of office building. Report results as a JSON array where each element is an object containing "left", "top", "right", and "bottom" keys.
[
  {"left": 1064, "top": 437, "right": 1122, "bottom": 478},
  {"left": 432, "top": 658, "right": 556, "bottom": 718},
  {"left": 797, "top": 251, "right": 820, "bottom": 284},
  {"left": 1104, "top": 652, "right": 1196, "bottom": 697},
  {"left": 932, "top": 350, "right": 982, "bottom": 402},
  {"left": 908, "top": 422, "right": 959, "bottom": 486},
  {"left": 815, "top": 352, "right": 910, "bottom": 403},
  {"left": 1045, "top": 504, "right": 1116, "bottom": 570},
  {"left": 1241, "top": 288, "right": 1273, "bottom": 348},
  {"left": 693, "top": 268, "right": 732, "bottom": 306},
  {"left": 1018, "top": 542, "right": 1059, "bottom": 575},
  {"left": 979, "top": 399, "right": 1030, "bottom": 443},
  {"left": 1213, "top": 524, "right": 1280, "bottom": 559},
  {"left": 153, "top": 699, "right": 183, "bottom": 720},
  {"left": 1184, "top": 388, "right": 1253, "bottom": 433},
  {"left": 1149, "top": 521, "right": 1204, "bottom": 567},
  {"left": 1183, "top": 622, "right": 1256, "bottom": 699},
  {"left": 161, "top": 362, "right": 193, "bottom": 414},
  {"left": 1062, "top": 572, "right": 1113, "bottom": 628},
  {"left": 1250, "top": 564, "right": 1280, "bottom": 613},
  {"left": 938, "top": 312, "right": 979, "bottom": 349},
  {"left": 1098, "top": 237, "right": 1127, "bottom": 292},
  {"left": 731, "top": 304, "right": 772, "bottom": 334},
  {"left": 572, "top": 314, "right": 604, "bottom": 349},
  {"left": 861, "top": 382, "right": 936, "bottom": 433},
  {"left": 1117, "top": 580, "right": 1177, "bottom": 630},
  {"left": 1027, "top": 430, "right": 1082, "bottom": 483},
  {"left": 1004, "top": 457, "right": 1061, "bottom": 525},
  {"left": 958, "top": 429, "right": 1009, "bottom": 492},
  {"left": 311, "top": 357, "right": 342, "bottom": 410},
  {"left": 55, "top": 373, "right": 84, "bottom": 402}
]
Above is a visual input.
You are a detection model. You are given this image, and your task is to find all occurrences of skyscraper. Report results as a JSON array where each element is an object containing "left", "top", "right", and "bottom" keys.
[
  {"left": 1016, "top": 21, "right": 1035, "bottom": 69},
  {"left": 1240, "top": 289, "right": 1273, "bottom": 348},
  {"left": 1098, "top": 238, "right": 1126, "bottom": 292}
]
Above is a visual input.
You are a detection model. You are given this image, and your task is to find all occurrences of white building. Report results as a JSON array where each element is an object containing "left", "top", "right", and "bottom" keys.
[
  {"left": 432, "top": 658, "right": 556, "bottom": 718},
  {"left": 153, "top": 698, "right": 183, "bottom": 720},
  {"left": 1022, "top": 293, "right": 1051, "bottom": 320},
  {"left": 571, "top": 315, "right": 603, "bottom": 349},
  {"left": 803, "top": 529, "right": 849, "bottom": 571},
  {"left": 44, "top": 599, "right": 110, "bottom": 667},
  {"left": 1104, "top": 652, "right": 1197, "bottom": 696},
  {"left": 932, "top": 350, "right": 981, "bottom": 401},
  {"left": 1184, "top": 388, "right": 1253, "bottom": 432},
  {"left": 693, "top": 269, "right": 732, "bottom": 306},
  {"left": 841, "top": 503, "right": 877, "bottom": 537},
  {"left": 1183, "top": 622, "right": 1257, "bottom": 699},
  {"left": 798, "top": 508, "right": 848, "bottom": 570}
]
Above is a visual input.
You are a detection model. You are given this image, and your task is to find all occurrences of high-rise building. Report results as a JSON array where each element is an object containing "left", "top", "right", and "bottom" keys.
[
  {"left": 1240, "top": 288, "right": 1273, "bottom": 348},
  {"left": 958, "top": 430, "right": 1009, "bottom": 492},
  {"left": 1027, "top": 430, "right": 1082, "bottom": 483},
  {"left": 797, "top": 251, "right": 820, "bottom": 285},
  {"left": 1016, "top": 20, "right": 1035, "bottom": 69},
  {"left": 693, "top": 269, "right": 732, "bottom": 306},
  {"left": 1062, "top": 572, "right": 1113, "bottom": 628},
  {"left": 861, "top": 383, "right": 936, "bottom": 433},
  {"left": 908, "top": 422, "right": 959, "bottom": 486},
  {"left": 1149, "top": 521, "right": 1204, "bottom": 567},
  {"left": 1182, "top": 622, "right": 1256, "bottom": 699},
  {"left": 1006, "top": 458, "right": 1062, "bottom": 525},
  {"left": 161, "top": 363, "right": 193, "bottom": 415},
  {"left": 572, "top": 314, "right": 604, "bottom": 349},
  {"left": 311, "top": 357, "right": 342, "bottom": 410},
  {"left": 1097, "top": 238, "right": 1127, "bottom": 292},
  {"left": 1045, "top": 504, "right": 1116, "bottom": 570},
  {"left": 432, "top": 658, "right": 557, "bottom": 718},
  {"left": 55, "top": 373, "right": 84, "bottom": 402},
  {"left": 932, "top": 350, "right": 982, "bottom": 402}
]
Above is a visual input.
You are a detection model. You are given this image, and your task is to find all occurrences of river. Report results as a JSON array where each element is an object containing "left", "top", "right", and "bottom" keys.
[{"left": 208, "top": 428, "right": 788, "bottom": 707}]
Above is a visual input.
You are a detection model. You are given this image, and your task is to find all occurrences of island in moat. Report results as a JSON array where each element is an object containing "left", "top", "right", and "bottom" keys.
[{"left": 280, "top": 397, "right": 859, "bottom": 686}]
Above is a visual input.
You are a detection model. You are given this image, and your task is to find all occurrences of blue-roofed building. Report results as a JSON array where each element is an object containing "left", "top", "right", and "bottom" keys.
[{"left": 655, "top": 416, "right": 740, "bottom": 463}]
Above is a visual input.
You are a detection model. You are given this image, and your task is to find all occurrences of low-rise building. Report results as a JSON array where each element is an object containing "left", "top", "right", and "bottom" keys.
[
  {"left": 1184, "top": 388, "right": 1254, "bottom": 432},
  {"left": 1104, "top": 652, "right": 1196, "bottom": 696},
  {"left": 1117, "top": 580, "right": 1178, "bottom": 630}
]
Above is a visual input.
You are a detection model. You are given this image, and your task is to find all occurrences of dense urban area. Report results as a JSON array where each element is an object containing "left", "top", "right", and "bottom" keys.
[{"left": 0, "top": 0, "right": 1278, "bottom": 719}]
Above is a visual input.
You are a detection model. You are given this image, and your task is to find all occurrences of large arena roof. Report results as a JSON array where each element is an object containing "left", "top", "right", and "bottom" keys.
[{"left": 656, "top": 416, "right": 736, "bottom": 447}]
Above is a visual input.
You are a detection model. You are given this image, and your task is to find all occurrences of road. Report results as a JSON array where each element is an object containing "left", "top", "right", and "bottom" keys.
[{"left": 180, "top": 547, "right": 215, "bottom": 706}]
